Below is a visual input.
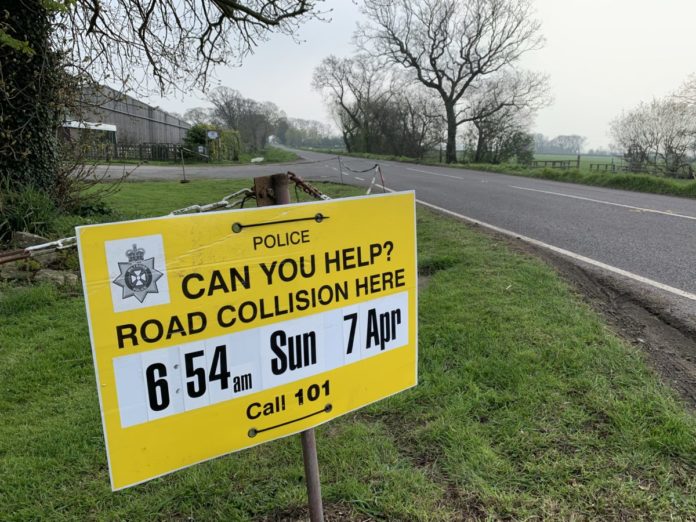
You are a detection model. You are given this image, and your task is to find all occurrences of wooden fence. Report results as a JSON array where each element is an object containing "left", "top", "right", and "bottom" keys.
[
  {"left": 590, "top": 163, "right": 663, "bottom": 176},
  {"left": 588, "top": 163, "right": 627, "bottom": 173},
  {"left": 529, "top": 158, "right": 580, "bottom": 170},
  {"left": 82, "top": 143, "right": 184, "bottom": 162}
]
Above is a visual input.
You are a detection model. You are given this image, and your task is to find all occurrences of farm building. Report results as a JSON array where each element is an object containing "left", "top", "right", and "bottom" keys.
[{"left": 63, "top": 86, "right": 190, "bottom": 145}]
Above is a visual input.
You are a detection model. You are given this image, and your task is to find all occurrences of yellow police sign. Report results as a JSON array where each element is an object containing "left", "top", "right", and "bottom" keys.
[{"left": 78, "top": 191, "right": 417, "bottom": 490}]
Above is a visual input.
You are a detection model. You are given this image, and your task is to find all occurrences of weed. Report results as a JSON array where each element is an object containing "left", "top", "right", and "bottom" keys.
[{"left": 0, "top": 185, "right": 58, "bottom": 241}]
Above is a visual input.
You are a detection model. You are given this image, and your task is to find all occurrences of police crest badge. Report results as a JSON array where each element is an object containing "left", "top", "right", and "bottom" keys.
[{"left": 112, "top": 244, "right": 163, "bottom": 303}]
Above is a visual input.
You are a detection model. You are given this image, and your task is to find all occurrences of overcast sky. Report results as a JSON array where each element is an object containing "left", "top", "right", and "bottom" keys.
[{"left": 151, "top": 0, "right": 696, "bottom": 150}]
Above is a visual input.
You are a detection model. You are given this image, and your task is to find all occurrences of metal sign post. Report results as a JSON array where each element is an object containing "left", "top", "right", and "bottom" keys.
[
  {"left": 301, "top": 429, "right": 324, "bottom": 522},
  {"left": 206, "top": 130, "right": 220, "bottom": 162},
  {"left": 179, "top": 147, "right": 189, "bottom": 183},
  {"left": 254, "top": 173, "right": 324, "bottom": 522}
]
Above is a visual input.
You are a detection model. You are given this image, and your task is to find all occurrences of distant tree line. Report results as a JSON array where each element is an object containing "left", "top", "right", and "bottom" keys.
[
  {"left": 533, "top": 134, "right": 586, "bottom": 155},
  {"left": 183, "top": 0, "right": 551, "bottom": 166},
  {"left": 183, "top": 87, "right": 342, "bottom": 154},
  {"left": 283, "top": 118, "right": 344, "bottom": 149},
  {"left": 610, "top": 77, "right": 696, "bottom": 178},
  {"left": 584, "top": 148, "right": 614, "bottom": 156},
  {"left": 184, "top": 88, "right": 284, "bottom": 152},
  {"left": 313, "top": 0, "right": 550, "bottom": 164}
]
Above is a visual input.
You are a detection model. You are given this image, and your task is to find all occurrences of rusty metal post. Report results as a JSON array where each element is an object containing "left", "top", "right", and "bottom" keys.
[
  {"left": 301, "top": 429, "right": 324, "bottom": 522},
  {"left": 180, "top": 147, "right": 190, "bottom": 183},
  {"left": 254, "top": 173, "right": 291, "bottom": 206},
  {"left": 271, "top": 173, "right": 290, "bottom": 205},
  {"left": 253, "top": 176, "right": 274, "bottom": 206},
  {"left": 253, "top": 172, "right": 325, "bottom": 522}
]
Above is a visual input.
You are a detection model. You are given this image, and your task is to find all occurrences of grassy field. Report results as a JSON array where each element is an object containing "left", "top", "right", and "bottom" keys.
[
  {"left": 311, "top": 148, "right": 696, "bottom": 199},
  {"left": 313, "top": 149, "right": 617, "bottom": 172},
  {"left": 422, "top": 152, "right": 621, "bottom": 172},
  {"left": 534, "top": 153, "right": 618, "bottom": 172},
  {"left": 1, "top": 180, "right": 695, "bottom": 520},
  {"left": 98, "top": 146, "right": 299, "bottom": 167}
]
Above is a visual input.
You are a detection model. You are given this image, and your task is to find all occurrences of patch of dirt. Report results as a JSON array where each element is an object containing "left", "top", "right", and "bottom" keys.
[
  {"left": 418, "top": 274, "right": 431, "bottom": 292},
  {"left": 472, "top": 223, "right": 696, "bottom": 409},
  {"left": 543, "top": 253, "right": 696, "bottom": 408}
]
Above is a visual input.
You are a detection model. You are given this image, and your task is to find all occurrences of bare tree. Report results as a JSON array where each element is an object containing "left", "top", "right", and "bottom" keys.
[
  {"left": 313, "top": 54, "right": 397, "bottom": 152},
  {"left": 208, "top": 87, "right": 283, "bottom": 150},
  {"left": 313, "top": 55, "right": 443, "bottom": 156},
  {"left": 533, "top": 133, "right": 549, "bottom": 153},
  {"left": 357, "top": 0, "right": 544, "bottom": 163},
  {"left": 284, "top": 118, "right": 343, "bottom": 149},
  {"left": 392, "top": 86, "right": 444, "bottom": 158},
  {"left": 610, "top": 98, "right": 696, "bottom": 177},
  {"left": 674, "top": 74, "right": 696, "bottom": 106},
  {"left": 1, "top": 0, "right": 321, "bottom": 237},
  {"left": 534, "top": 133, "right": 587, "bottom": 155},
  {"left": 184, "top": 107, "right": 213, "bottom": 125},
  {"left": 467, "top": 107, "right": 529, "bottom": 163},
  {"left": 59, "top": 0, "right": 323, "bottom": 93},
  {"left": 552, "top": 135, "right": 586, "bottom": 155},
  {"left": 461, "top": 70, "right": 548, "bottom": 160}
]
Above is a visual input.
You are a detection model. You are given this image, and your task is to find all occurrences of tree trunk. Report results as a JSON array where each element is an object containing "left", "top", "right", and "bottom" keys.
[
  {"left": 362, "top": 122, "right": 371, "bottom": 153},
  {"left": 475, "top": 126, "right": 486, "bottom": 163},
  {"left": 445, "top": 104, "right": 457, "bottom": 163},
  {"left": 0, "top": 0, "right": 62, "bottom": 192},
  {"left": 342, "top": 131, "right": 352, "bottom": 152}
]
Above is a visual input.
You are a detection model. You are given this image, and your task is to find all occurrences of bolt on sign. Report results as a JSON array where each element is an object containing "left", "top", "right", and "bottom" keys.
[{"left": 78, "top": 191, "right": 417, "bottom": 490}]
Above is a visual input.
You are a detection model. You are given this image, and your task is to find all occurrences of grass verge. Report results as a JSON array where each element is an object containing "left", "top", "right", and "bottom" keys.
[
  {"left": 312, "top": 148, "right": 696, "bottom": 199},
  {"left": 1, "top": 181, "right": 695, "bottom": 520}
]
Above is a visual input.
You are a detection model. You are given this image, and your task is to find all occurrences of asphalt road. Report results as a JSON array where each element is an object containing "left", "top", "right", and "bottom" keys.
[{"left": 110, "top": 149, "right": 696, "bottom": 297}]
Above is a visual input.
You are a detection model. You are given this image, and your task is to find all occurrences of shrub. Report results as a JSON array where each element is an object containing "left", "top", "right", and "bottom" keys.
[{"left": 0, "top": 185, "right": 58, "bottom": 242}]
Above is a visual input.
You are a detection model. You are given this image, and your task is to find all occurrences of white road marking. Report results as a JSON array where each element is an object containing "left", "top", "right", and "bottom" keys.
[
  {"left": 355, "top": 176, "right": 365, "bottom": 181},
  {"left": 407, "top": 167, "right": 462, "bottom": 180},
  {"left": 381, "top": 185, "right": 696, "bottom": 302},
  {"left": 403, "top": 169, "right": 696, "bottom": 222},
  {"left": 510, "top": 185, "right": 696, "bottom": 221}
]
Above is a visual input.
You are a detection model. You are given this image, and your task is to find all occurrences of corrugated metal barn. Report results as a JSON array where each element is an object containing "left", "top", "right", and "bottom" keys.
[{"left": 75, "top": 87, "right": 190, "bottom": 145}]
